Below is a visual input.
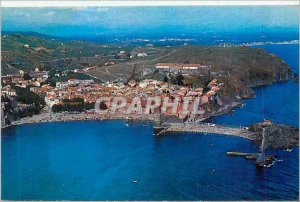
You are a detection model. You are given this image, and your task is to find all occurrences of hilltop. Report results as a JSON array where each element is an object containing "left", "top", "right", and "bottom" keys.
[{"left": 153, "top": 45, "right": 294, "bottom": 103}]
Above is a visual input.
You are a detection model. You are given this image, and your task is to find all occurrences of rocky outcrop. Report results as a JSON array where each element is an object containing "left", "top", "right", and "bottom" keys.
[{"left": 249, "top": 122, "right": 299, "bottom": 149}]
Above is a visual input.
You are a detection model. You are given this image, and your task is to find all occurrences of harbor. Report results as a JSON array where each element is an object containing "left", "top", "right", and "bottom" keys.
[
  {"left": 153, "top": 122, "right": 296, "bottom": 167},
  {"left": 3, "top": 119, "right": 298, "bottom": 200},
  {"left": 1, "top": 5, "right": 299, "bottom": 200}
]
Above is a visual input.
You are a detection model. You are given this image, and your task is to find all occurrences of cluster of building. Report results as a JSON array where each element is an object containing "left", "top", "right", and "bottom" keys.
[
  {"left": 2, "top": 85, "right": 17, "bottom": 97},
  {"left": 143, "top": 63, "right": 211, "bottom": 76},
  {"left": 73, "top": 66, "right": 97, "bottom": 73},
  {"left": 56, "top": 79, "right": 94, "bottom": 89},
  {"left": 1, "top": 65, "right": 224, "bottom": 121},
  {"left": 21, "top": 80, "right": 223, "bottom": 119},
  {"left": 1, "top": 68, "right": 49, "bottom": 88}
]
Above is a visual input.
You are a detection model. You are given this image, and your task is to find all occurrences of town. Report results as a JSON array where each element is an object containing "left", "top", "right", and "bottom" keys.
[{"left": 1, "top": 63, "right": 224, "bottom": 126}]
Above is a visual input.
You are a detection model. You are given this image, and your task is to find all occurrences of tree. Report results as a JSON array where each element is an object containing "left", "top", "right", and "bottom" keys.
[
  {"left": 163, "top": 76, "right": 168, "bottom": 82},
  {"left": 100, "top": 101, "right": 108, "bottom": 110},
  {"left": 23, "top": 73, "right": 32, "bottom": 80},
  {"left": 126, "top": 53, "right": 131, "bottom": 61},
  {"left": 175, "top": 74, "right": 184, "bottom": 85},
  {"left": 13, "top": 86, "right": 45, "bottom": 106},
  {"left": 52, "top": 98, "right": 86, "bottom": 112}
]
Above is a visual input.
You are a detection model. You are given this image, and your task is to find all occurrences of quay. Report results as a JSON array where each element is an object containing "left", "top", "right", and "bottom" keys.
[
  {"left": 226, "top": 151, "right": 254, "bottom": 157},
  {"left": 226, "top": 151, "right": 275, "bottom": 165},
  {"left": 225, "top": 128, "right": 275, "bottom": 167},
  {"left": 158, "top": 123, "right": 255, "bottom": 140},
  {"left": 156, "top": 123, "right": 275, "bottom": 167}
]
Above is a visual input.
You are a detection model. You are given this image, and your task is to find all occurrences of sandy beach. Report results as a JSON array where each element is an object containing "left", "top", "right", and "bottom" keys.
[
  {"left": 2, "top": 108, "right": 256, "bottom": 142},
  {"left": 5, "top": 111, "right": 159, "bottom": 128},
  {"left": 3, "top": 111, "right": 255, "bottom": 141}
]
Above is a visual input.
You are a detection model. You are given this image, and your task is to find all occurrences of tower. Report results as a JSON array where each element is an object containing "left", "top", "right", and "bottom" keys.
[{"left": 255, "top": 128, "right": 268, "bottom": 166}]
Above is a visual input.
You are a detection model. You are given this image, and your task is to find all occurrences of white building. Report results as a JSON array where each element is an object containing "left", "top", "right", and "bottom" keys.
[
  {"left": 45, "top": 95, "right": 59, "bottom": 107},
  {"left": 2, "top": 87, "right": 16, "bottom": 97},
  {"left": 79, "top": 79, "right": 94, "bottom": 85},
  {"left": 155, "top": 63, "right": 202, "bottom": 70},
  {"left": 137, "top": 53, "right": 147, "bottom": 57},
  {"left": 56, "top": 82, "right": 68, "bottom": 89},
  {"left": 68, "top": 79, "right": 80, "bottom": 85}
]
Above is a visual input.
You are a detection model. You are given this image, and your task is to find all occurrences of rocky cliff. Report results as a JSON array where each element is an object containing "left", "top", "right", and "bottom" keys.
[{"left": 249, "top": 123, "right": 299, "bottom": 149}]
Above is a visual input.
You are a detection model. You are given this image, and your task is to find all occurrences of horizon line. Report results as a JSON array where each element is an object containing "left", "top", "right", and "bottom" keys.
[{"left": 2, "top": 1, "right": 299, "bottom": 7}]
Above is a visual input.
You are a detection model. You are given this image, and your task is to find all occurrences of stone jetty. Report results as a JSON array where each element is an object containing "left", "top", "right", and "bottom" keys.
[{"left": 161, "top": 123, "right": 255, "bottom": 140}]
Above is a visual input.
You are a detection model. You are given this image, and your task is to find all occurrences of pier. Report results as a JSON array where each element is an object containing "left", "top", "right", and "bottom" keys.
[
  {"left": 226, "top": 127, "right": 275, "bottom": 167},
  {"left": 158, "top": 123, "right": 255, "bottom": 140}
]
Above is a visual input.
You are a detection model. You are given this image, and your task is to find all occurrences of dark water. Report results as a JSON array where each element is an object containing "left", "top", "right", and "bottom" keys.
[{"left": 2, "top": 44, "right": 299, "bottom": 200}]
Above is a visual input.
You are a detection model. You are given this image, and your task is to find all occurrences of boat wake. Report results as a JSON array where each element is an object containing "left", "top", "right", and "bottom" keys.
[
  {"left": 263, "top": 158, "right": 283, "bottom": 168},
  {"left": 263, "top": 161, "right": 275, "bottom": 168}
]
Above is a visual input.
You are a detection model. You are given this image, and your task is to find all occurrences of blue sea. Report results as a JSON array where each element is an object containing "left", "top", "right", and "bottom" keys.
[{"left": 2, "top": 44, "right": 299, "bottom": 200}]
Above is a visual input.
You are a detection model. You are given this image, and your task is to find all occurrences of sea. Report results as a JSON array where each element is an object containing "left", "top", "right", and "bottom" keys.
[{"left": 1, "top": 41, "right": 299, "bottom": 200}]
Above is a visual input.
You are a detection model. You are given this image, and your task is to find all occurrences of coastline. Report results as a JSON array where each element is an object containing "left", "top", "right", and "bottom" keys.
[
  {"left": 3, "top": 112, "right": 159, "bottom": 129},
  {"left": 2, "top": 77, "right": 297, "bottom": 144},
  {"left": 3, "top": 109, "right": 256, "bottom": 141},
  {"left": 3, "top": 99, "right": 242, "bottom": 129}
]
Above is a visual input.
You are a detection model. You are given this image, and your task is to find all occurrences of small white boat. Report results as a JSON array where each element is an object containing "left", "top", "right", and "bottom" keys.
[
  {"left": 132, "top": 180, "right": 138, "bottom": 183},
  {"left": 285, "top": 148, "right": 293, "bottom": 152},
  {"left": 125, "top": 123, "right": 129, "bottom": 127}
]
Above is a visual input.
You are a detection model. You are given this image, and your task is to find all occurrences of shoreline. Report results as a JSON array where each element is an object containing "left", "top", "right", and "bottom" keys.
[
  {"left": 3, "top": 111, "right": 255, "bottom": 141},
  {"left": 2, "top": 112, "right": 159, "bottom": 129},
  {"left": 3, "top": 107, "right": 298, "bottom": 150},
  {"left": 3, "top": 72, "right": 295, "bottom": 130},
  {"left": 2, "top": 101, "right": 240, "bottom": 129},
  {"left": 2, "top": 109, "right": 254, "bottom": 139}
]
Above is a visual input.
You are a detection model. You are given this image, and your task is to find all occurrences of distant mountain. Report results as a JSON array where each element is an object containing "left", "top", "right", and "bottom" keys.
[{"left": 2, "top": 31, "right": 63, "bottom": 40}]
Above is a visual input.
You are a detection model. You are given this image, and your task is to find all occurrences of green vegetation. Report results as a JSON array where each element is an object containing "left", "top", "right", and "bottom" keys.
[
  {"left": 13, "top": 86, "right": 45, "bottom": 106},
  {"left": 52, "top": 98, "right": 95, "bottom": 112},
  {"left": 2, "top": 33, "right": 294, "bottom": 105},
  {"left": 2, "top": 86, "right": 46, "bottom": 123},
  {"left": 2, "top": 96, "right": 14, "bottom": 116},
  {"left": 23, "top": 73, "right": 32, "bottom": 80},
  {"left": 152, "top": 45, "right": 293, "bottom": 98},
  {"left": 249, "top": 123, "right": 299, "bottom": 149},
  {"left": 46, "top": 71, "right": 100, "bottom": 87},
  {"left": 155, "top": 45, "right": 293, "bottom": 85},
  {"left": 2, "top": 33, "right": 134, "bottom": 75}
]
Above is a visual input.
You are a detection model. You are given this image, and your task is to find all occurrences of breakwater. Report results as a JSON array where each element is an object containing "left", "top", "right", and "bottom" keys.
[{"left": 161, "top": 123, "right": 255, "bottom": 140}]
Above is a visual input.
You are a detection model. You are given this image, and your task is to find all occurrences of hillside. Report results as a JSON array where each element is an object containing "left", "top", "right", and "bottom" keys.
[
  {"left": 154, "top": 45, "right": 293, "bottom": 85},
  {"left": 149, "top": 45, "right": 294, "bottom": 101},
  {"left": 2, "top": 34, "right": 294, "bottom": 98},
  {"left": 1, "top": 33, "right": 133, "bottom": 75}
]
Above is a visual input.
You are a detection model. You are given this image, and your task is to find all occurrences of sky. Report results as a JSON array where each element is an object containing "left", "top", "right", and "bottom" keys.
[{"left": 2, "top": 6, "right": 299, "bottom": 37}]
